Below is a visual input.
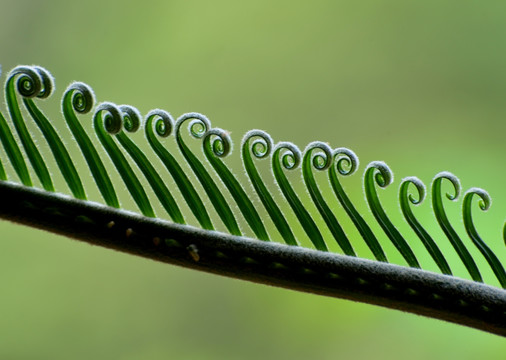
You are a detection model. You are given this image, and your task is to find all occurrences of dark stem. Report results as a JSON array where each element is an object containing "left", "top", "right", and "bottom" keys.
[{"left": 0, "top": 180, "right": 505, "bottom": 336}]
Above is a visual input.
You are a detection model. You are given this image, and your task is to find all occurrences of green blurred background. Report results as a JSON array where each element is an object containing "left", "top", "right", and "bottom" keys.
[{"left": 1, "top": 0, "right": 505, "bottom": 358}]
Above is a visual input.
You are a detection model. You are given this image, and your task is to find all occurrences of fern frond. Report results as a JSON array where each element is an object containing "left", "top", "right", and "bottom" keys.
[{"left": 0, "top": 65, "right": 504, "bottom": 336}]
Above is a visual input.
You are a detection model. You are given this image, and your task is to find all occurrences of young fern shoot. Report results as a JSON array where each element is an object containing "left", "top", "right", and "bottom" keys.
[{"left": 0, "top": 65, "right": 504, "bottom": 336}]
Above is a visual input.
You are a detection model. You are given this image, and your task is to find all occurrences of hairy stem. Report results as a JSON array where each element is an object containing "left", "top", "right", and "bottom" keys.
[{"left": 1, "top": 180, "right": 504, "bottom": 337}]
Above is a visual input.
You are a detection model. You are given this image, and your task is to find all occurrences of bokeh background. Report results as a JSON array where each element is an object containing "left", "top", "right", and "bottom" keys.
[{"left": 1, "top": 0, "right": 505, "bottom": 358}]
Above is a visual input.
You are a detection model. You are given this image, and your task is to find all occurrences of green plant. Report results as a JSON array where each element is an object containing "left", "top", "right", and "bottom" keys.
[{"left": 0, "top": 65, "right": 504, "bottom": 336}]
